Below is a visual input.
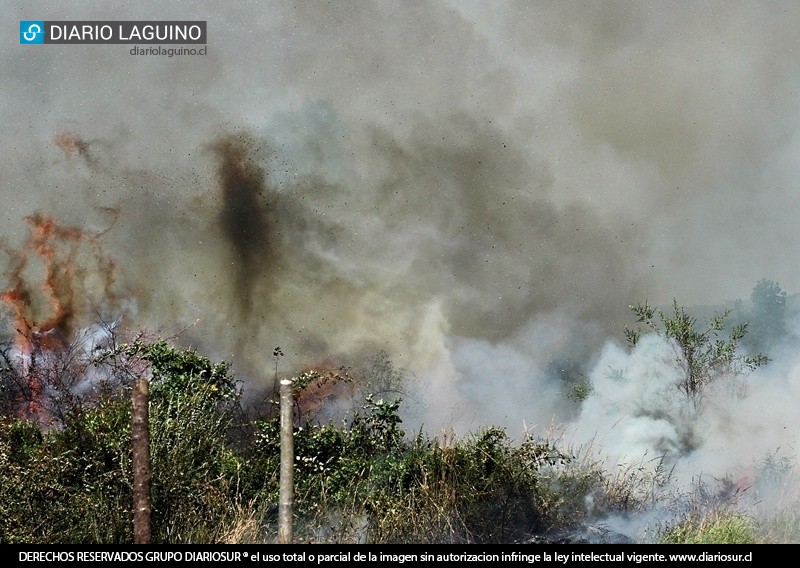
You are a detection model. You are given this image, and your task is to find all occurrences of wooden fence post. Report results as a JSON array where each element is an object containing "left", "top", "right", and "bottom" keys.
[
  {"left": 278, "top": 378, "right": 294, "bottom": 543},
  {"left": 132, "top": 377, "right": 151, "bottom": 544}
]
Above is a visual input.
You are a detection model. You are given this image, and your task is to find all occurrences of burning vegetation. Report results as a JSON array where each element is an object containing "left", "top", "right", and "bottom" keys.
[
  {"left": 0, "top": 212, "right": 120, "bottom": 423},
  {"left": 0, "top": 129, "right": 796, "bottom": 544}
]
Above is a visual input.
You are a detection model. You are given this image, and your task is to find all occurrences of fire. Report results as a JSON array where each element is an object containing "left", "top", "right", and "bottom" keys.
[
  {"left": 0, "top": 212, "right": 119, "bottom": 422},
  {"left": 294, "top": 359, "right": 354, "bottom": 423}
]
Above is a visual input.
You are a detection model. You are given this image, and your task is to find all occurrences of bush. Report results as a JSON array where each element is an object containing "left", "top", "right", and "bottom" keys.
[
  {"left": 0, "top": 394, "right": 132, "bottom": 543},
  {"left": 625, "top": 300, "right": 767, "bottom": 407},
  {"left": 0, "top": 339, "right": 242, "bottom": 543},
  {"left": 661, "top": 511, "right": 756, "bottom": 544}
]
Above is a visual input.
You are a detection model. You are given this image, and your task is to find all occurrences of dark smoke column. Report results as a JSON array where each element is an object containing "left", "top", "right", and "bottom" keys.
[{"left": 211, "top": 134, "right": 281, "bottom": 318}]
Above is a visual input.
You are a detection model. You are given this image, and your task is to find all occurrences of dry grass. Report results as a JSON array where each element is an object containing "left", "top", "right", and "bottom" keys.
[
  {"left": 217, "top": 502, "right": 273, "bottom": 544},
  {"left": 661, "top": 510, "right": 755, "bottom": 544},
  {"left": 755, "top": 507, "right": 800, "bottom": 544}
]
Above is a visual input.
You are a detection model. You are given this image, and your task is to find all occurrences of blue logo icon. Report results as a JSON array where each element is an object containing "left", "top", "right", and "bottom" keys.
[{"left": 20, "top": 21, "right": 44, "bottom": 44}]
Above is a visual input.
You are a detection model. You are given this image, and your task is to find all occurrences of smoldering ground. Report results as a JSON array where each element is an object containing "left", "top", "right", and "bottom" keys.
[{"left": 3, "top": 1, "right": 800, "bottom": 530}]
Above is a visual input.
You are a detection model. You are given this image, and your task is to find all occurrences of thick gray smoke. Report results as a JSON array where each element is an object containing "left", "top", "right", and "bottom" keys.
[{"left": 3, "top": 2, "right": 800, "bottom": 525}]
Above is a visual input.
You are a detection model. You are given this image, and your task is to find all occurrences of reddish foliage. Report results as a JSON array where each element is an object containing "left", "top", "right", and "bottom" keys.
[{"left": 294, "top": 359, "right": 355, "bottom": 423}]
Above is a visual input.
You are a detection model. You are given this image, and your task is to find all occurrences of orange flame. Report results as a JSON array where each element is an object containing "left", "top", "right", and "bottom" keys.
[{"left": 0, "top": 212, "right": 119, "bottom": 421}]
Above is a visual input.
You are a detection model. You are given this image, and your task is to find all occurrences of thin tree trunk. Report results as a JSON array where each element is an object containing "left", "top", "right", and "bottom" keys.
[{"left": 132, "top": 378, "right": 151, "bottom": 544}]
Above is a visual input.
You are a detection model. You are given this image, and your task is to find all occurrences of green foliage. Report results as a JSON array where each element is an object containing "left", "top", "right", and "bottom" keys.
[
  {"left": 123, "top": 341, "right": 241, "bottom": 542},
  {"left": 0, "top": 339, "right": 241, "bottom": 544},
  {"left": 327, "top": 423, "right": 568, "bottom": 543},
  {"left": 248, "top": 374, "right": 616, "bottom": 543},
  {"left": 548, "top": 357, "right": 593, "bottom": 403},
  {"left": 251, "top": 392, "right": 406, "bottom": 525},
  {"left": 0, "top": 395, "right": 133, "bottom": 543},
  {"left": 565, "top": 380, "right": 593, "bottom": 402},
  {"left": 661, "top": 511, "right": 756, "bottom": 544},
  {"left": 754, "top": 450, "right": 794, "bottom": 500},
  {"left": 2, "top": 335, "right": 778, "bottom": 545},
  {"left": 747, "top": 278, "right": 788, "bottom": 351},
  {"left": 361, "top": 350, "right": 409, "bottom": 401},
  {"left": 625, "top": 300, "right": 768, "bottom": 405},
  {"left": 116, "top": 340, "right": 237, "bottom": 403},
  {"left": 0, "top": 337, "right": 672, "bottom": 544}
]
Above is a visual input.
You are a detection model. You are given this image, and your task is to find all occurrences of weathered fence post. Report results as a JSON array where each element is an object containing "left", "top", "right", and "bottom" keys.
[
  {"left": 278, "top": 378, "right": 294, "bottom": 543},
  {"left": 132, "top": 377, "right": 151, "bottom": 544}
]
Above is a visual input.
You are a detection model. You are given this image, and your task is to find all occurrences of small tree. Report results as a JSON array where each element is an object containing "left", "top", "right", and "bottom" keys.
[
  {"left": 625, "top": 300, "right": 768, "bottom": 408},
  {"left": 748, "top": 279, "right": 788, "bottom": 352}
]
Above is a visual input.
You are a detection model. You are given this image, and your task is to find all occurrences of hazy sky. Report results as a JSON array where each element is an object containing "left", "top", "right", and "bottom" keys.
[{"left": 4, "top": 2, "right": 800, "bottom": 438}]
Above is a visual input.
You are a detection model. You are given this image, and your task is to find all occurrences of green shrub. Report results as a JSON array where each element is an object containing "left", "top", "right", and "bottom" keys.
[
  {"left": 0, "top": 340, "right": 241, "bottom": 544},
  {"left": 661, "top": 511, "right": 756, "bottom": 544},
  {"left": 0, "top": 395, "right": 132, "bottom": 543}
]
